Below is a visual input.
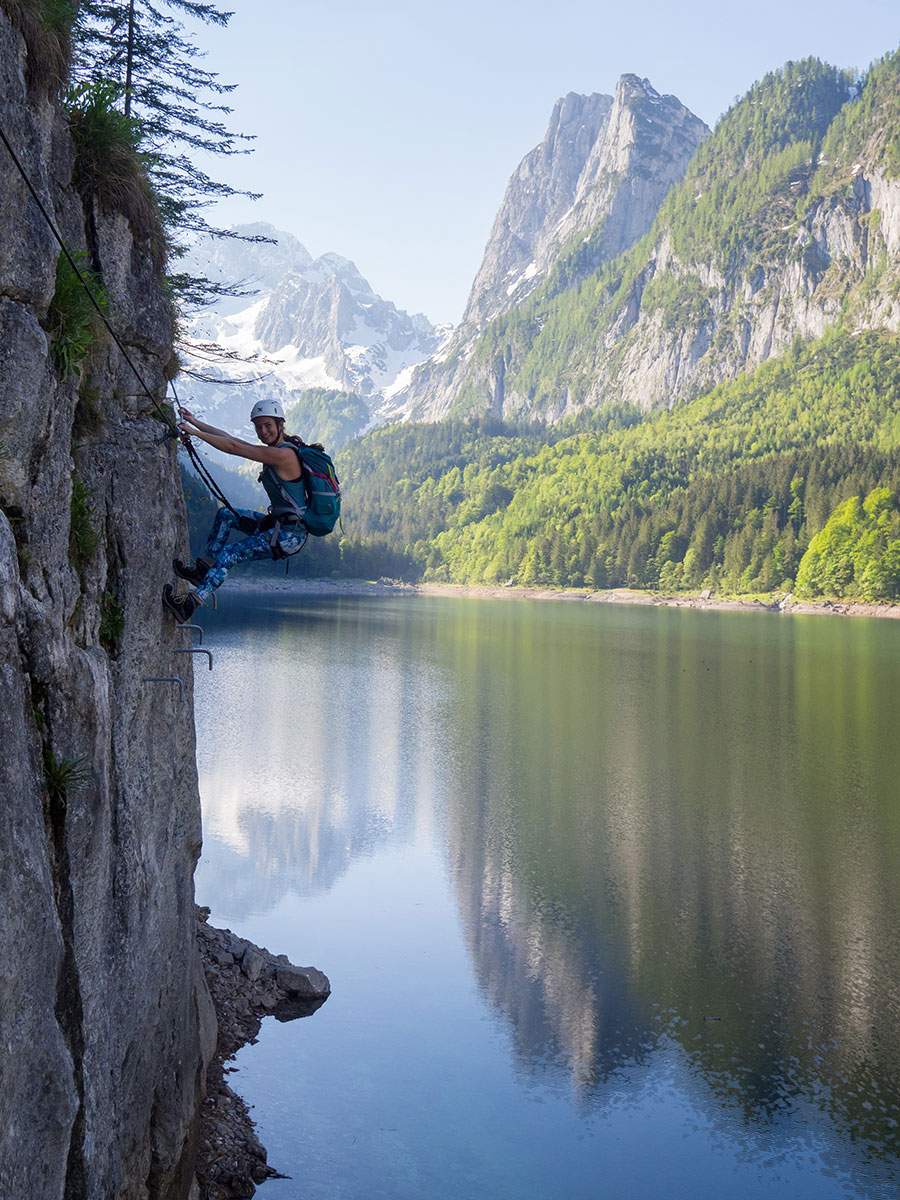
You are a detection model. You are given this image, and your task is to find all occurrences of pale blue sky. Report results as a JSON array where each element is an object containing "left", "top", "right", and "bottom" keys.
[{"left": 192, "top": 0, "right": 899, "bottom": 325}]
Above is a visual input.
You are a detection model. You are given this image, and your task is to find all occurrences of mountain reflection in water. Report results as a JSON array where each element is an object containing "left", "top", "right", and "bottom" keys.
[{"left": 195, "top": 590, "right": 900, "bottom": 1199}]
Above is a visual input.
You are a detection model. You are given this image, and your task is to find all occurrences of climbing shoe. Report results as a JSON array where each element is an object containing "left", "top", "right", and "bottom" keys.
[
  {"left": 162, "top": 584, "right": 201, "bottom": 623},
  {"left": 172, "top": 555, "right": 213, "bottom": 586}
]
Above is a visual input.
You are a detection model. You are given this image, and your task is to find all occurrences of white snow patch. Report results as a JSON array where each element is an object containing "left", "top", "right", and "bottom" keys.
[
  {"left": 342, "top": 314, "right": 386, "bottom": 348},
  {"left": 506, "top": 260, "right": 539, "bottom": 296},
  {"left": 269, "top": 347, "right": 341, "bottom": 391},
  {"left": 383, "top": 362, "right": 419, "bottom": 401}
]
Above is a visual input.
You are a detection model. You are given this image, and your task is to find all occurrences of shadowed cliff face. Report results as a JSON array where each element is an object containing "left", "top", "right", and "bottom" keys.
[{"left": 0, "top": 11, "right": 209, "bottom": 1198}]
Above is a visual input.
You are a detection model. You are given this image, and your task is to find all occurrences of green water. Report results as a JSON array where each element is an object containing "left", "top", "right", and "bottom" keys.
[{"left": 194, "top": 591, "right": 900, "bottom": 1199}]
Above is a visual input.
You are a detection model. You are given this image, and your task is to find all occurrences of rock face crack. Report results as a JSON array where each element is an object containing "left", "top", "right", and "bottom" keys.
[
  {"left": 31, "top": 636, "right": 94, "bottom": 1194},
  {"left": 43, "top": 781, "right": 87, "bottom": 1199}
]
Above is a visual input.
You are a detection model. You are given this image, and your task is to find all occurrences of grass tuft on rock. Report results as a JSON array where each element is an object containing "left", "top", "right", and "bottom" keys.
[
  {"left": 46, "top": 251, "right": 108, "bottom": 379},
  {"left": 43, "top": 747, "right": 87, "bottom": 808},
  {"left": 68, "top": 471, "right": 100, "bottom": 570},
  {"left": 73, "top": 375, "right": 105, "bottom": 439},
  {"left": 67, "top": 79, "right": 167, "bottom": 268},
  {"left": 99, "top": 589, "right": 124, "bottom": 653}
]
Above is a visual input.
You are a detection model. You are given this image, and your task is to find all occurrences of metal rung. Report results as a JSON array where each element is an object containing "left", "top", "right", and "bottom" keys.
[
  {"left": 143, "top": 676, "right": 184, "bottom": 702},
  {"left": 178, "top": 623, "right": 204, "bottom": 644},
  {"left": 175, "top": 647, "right": 213, "bottom": 671}
]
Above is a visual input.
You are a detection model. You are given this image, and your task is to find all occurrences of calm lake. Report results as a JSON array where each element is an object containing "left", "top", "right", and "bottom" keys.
[{"left": 193, "top": 589, "right": 900, "bottom": 1200}]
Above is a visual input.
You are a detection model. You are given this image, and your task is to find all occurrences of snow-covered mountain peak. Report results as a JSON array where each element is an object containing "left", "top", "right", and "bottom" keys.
[
  {"left": 178, "top": 223, "right": 451, "bottom": 442},
  {"left": 180, "top": 222, "right": 313, "bottom": 316}
]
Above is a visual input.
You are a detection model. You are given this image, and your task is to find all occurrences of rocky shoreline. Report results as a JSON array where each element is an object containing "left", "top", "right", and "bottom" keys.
[
  {"left": 222, "top": 577, "right": 900, "bottom": 619},
  {"left": 194, "top": 909, "right": 330, "bottom": 1200}
]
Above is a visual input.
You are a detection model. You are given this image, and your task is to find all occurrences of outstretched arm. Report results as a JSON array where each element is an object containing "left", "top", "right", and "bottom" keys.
[{"left": 177, "top": 409, "right": 297, "bottom": 472}]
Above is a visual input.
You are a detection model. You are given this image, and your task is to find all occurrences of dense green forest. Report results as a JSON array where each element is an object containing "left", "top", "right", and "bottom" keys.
[
  {"left": 331, "top": 329, "right": 900, "bottom": 600},
  {"left": 184, "top": 327, "right": 900, "bottom": 600}
]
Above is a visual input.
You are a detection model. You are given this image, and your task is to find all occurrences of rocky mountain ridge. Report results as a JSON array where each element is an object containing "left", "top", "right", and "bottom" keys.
[
  {"left": 465, "top": 76, "right": 710, "bottom": 328},
  {"left": 388, "top": 74, "right": 709, "bottom": 423},
  {"left": 396, "top": 55, "right": 900, "bottom": 424}
]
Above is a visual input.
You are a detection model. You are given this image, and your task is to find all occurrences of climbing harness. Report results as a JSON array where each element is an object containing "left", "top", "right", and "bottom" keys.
[{"left": 266, "top": 515, "right": 309, "bottom": 562}]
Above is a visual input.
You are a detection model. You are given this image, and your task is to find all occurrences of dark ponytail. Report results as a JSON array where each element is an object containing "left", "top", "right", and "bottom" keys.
[
  {"left": 284, "top": 431, "right": 324, "bottom": 452},
  {"left": 274, "top": 418, "right": 323, "bottom": 451}
]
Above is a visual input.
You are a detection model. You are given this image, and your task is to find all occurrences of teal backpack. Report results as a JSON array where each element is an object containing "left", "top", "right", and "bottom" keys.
[
  {"left": 260, "top": 442, "right": 342, "bottom": 539},
  {"left": 294, "top": 444, "right": 342, "bottom": 536}
]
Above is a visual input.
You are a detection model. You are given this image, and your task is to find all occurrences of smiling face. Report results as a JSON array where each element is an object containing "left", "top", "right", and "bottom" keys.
[{"left": 252, "top": 416, "right": 281, "bottom": 445}]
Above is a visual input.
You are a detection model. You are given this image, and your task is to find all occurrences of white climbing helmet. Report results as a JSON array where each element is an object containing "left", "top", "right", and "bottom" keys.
[{"left": 250, "top": 398, "right": 284, "bottom": 423}]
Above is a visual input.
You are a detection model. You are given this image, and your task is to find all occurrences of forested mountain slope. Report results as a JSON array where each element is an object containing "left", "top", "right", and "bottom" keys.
[
  {"left": 336, "top": 328, "right": 900, "bottom": 599},
  {"left": 411, "top": 54, "right": 900, "bottom": 422}
]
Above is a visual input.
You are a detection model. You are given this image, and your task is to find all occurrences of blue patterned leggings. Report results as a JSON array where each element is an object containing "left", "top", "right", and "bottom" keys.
[{"left": 195, "top": 507, "right": 306, "bottom": 601}]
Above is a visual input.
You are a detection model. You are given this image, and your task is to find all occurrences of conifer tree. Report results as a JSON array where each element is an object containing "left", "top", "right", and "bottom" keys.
[{"left": 73, "top": 0, "right": 261, "bottom": 269}]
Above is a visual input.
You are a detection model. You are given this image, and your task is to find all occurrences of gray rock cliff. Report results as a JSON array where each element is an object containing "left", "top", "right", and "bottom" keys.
[
  {"left": 396, "top": 60, "right": 900, "bottom": 425},
  {"left": 461, "top": 90, "right": 614, "bottom": 328},
  {"left": 464, "top": 77, "right": 708, "bottom": 328},
  {"left": 583, "top": 169, "right": 900, "bottom": 414},
  {"left": 0, "top": 10, "right": 210, "bottom": 1197},
  {"left": 388, "top": 75, "right": 709, "bottom": 422}
]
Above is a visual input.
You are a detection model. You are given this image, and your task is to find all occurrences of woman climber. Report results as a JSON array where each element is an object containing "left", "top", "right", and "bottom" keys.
[{"left": 163, "top": 398, "right": 319, "bottom": 622}]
